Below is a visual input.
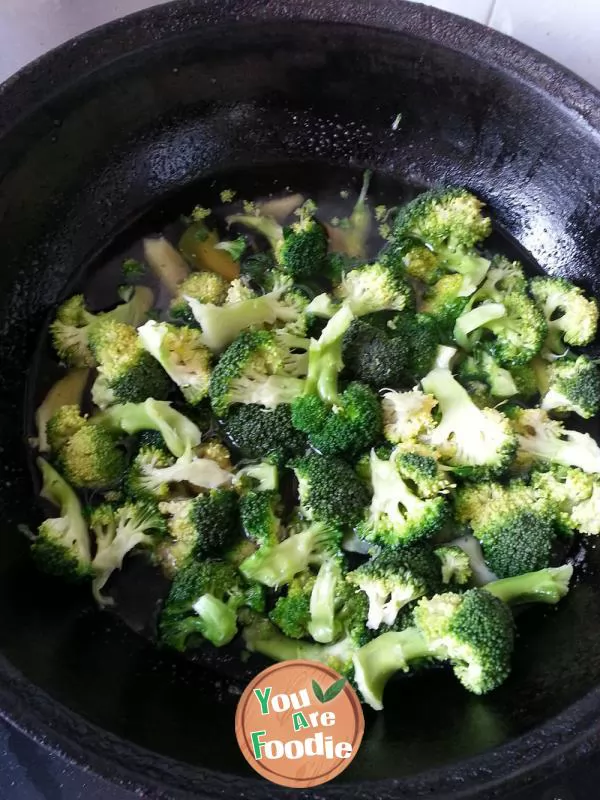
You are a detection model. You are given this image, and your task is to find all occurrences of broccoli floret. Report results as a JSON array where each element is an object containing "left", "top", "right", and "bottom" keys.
[
  {"left": 347, "top": 547, "right": 441, "bottom": 630},
  {"left": 356, "top": 448, "right": 448, "bottom": 547},
  {"left": 393, "top": 188, "right": 492, "bottom": 251},
  {"left": 160, "top": 560, "right": 261, "bottom": 650},
  {"left": 342, "top": 318, "right": 410, "bottom": 389},
  {"left": 159, "top": 489, "right": 239, "bottom": 569},
  {"left": 421, "top": 367, "right": 517, "bottom": 479},
  {"left": 455, "top": 480, "right": 556, "bottom": 578},
  {"left": 32, "top": 458, "right": 92, "bottom": 581},
  {"left": 291, "top": 307, "right": 382, "bottom": 457},
  {"left": 485, "top": 564, "right": 574, "bottom": 606},
  {"left": 209, "top": 329, "right": 307, "bottom": 417},
  {"left": 530, "top": 276, "right": 599, "bottom": 356},
  {"left": 415, "top": 589, "right": 515, "bottom": 693},
  {"left": 393, "top": 442, "right": 456, "bottom": 498},
  {"left": 540, "top": 355, "right": 600, "bottom": 419},
  {"left": 59, "top": 421, "right": 126, "bottom": 490},
  {"left": 197, "top": 440, "right": 233, "bottom": 471},
  {"left": 169, "top": 271, "right": 229, "bottom": 323},
  {"left": 434, "top": 546, "right": 473, "bottom": 586},
  {"left": 333, "top": 261, "right": 413, "bottom": 317},
  {"left": 456, "top": 349, "right": 520, "bottom": 399},
  {"left": 34, "top": 370, "right": 91, "bottom": 454},
  {"left": 471, "top": 256, "right": 527, "bottom": 303},
  {"left": 278, "top": 216, "right": 329, "bottom": 279},
  {"left": 89, "top": 502, "right": 165, "bottom": 605},
  {"left": 420, "top": 274, "right": 471, "bottom": 338},
  {"left": 89, "top": 320, "right": 171, "bottom": 408},
  {"left": 241, "top": 252, "right": 277, "bottom": 288},
  {"left": 95, "top": 398, "right": 202, "bottom": 458},
  {"left": 530, "top": 465, "right": 597, "bottom": 535},
  {"left": 381, "top": 387, "right": 438, "bottom": 444},
  {"left": 223, "top": 403, "right": 307, "bottom": 464},
  {"left": 386, "top": 312, "right": 440, "bottom": 378},
  {"left": 290, "top": 453, "right": 370, "bottom": 528},
  {"left": 454, "top": 293, "right": 547, "bottom": 367},
  {"left": 186, "top": 276, "right": 304, "bottom": 352},
  {"left": 50, "top": 287, "right": 153, "bottom": 367},
  {"left": 239, "top": 491, "right": 283, "bottom": 546},
  {"left": 234, "top": 460, "right": 278, "bottom": 493},
  {"left": 127, "top": 446, "right": 232, "bottom": 501},
  {"left": 46, "top": 404, "right": 87, "bottom": 454},
  {"left": 137, "top": 321, "right": 213, "bottom": 405},
  {"left": 510, "top": 407, "right": 600, "bottom": 474},
  {"left": 269, "top": 573, "right": 315, "bottom": 639},
  {"left": 239, "top": 521, "right": 342, "bottom": 588}
]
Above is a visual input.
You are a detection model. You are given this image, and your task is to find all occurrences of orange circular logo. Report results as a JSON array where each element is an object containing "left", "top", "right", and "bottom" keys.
[{"left": 235, "top": 660, "right": 364, "bottom": 787}]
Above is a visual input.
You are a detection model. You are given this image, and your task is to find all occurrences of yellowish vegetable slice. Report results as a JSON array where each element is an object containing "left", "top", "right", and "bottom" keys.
[{"left": 35, "top": 368, "right": 90, "bottom": 452}]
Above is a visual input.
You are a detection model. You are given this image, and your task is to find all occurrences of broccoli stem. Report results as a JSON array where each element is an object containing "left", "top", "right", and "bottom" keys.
[
  {"left": 484, "top": 565, "right": 573, "bottom": 606},
  {"left": 308, "top": 560, "right": 341, "bottom": 644},
  {"left": 453, "top": 303, "right": 505, "bottom": 350},
  {"left": 303, "top": 305, "right": 354, "bottom": 404},
  {"left": 192, "top": 594, "right": 238, "bottom": 647},
  {"left": 421, "top": 367, "right": 468, "bottom": 420},
  {"left": 352, "top": 628, "right": 430, "bottom": 711}
]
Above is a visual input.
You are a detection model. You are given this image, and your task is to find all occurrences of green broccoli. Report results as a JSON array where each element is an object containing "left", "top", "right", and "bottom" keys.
[
  {"left": 347, "top": 547, "right": 441, "bottom": 630},
  {"left": 169, "top": 271, "right": 229, "bottom": 323},
  {"left": 453, "top": 293, "right": 547, "bottom": 367},
  {"left": 239, "top": 521, "right": 342, "bottom": 588},
  {"left": 59, "top": 421, "right": 126, "bottom": 490},
  {"left": 127, "top": 446, "right": 233, "bottom": 501},
  {"left": 239, "top": 490, "right": 283, "bottom": 546},
  {"left": 356, "top": 448, "right": 448, "bottom": 548},
  {"left": 277, "top": 216, "right": 329, "bottom": 279},
  {"left": 509, "top": 407, "right": 600, "bottom": 474},
  {"left": 32, "top": 458, "right": 92, "bottom": 581},
  {"left": 50, "top": 287, "right": 153, "bottom": 367},
  {"left": 386, "top": 312, "right": 440, "bottom": 378},
  {"left": 269, "top": 573, "right": 315, "bottom": 639},
  {"left": 158, "top": 489, "right": 240, "bottom": 570},
  {"left": 223, "top": 403, "right": 307, "bottom": 464},
  {"left": 95, "top": 398, "right": 202, "bottom": 458},
  {"left": 89, "top": 502, "right": 165, "bottom": 605},
  {"left": 420, "top": 274, "right": 471, "bottom": 339},
  {"left": 185, "top": 275, "right": 305, "bottom": 352},
  {"left": 470, "top": 256, "right": 527, "bottom": 303},
  {"left": 393, "top": 442, "right": 456, "bottom": 498},
  {"left": 434, "top": 545, "right": 473, "bottom": 586},
  {"left": 160, "top": 560, "right": 263, "bottom": 650},
  {"left": 234, "top": 460, "right": 279, "bottom": 493},
  {"left": 46, "top": 404, "right": 87, "bottom": 454},
  {"left": 240, "top": 252, "right": 277, "bottom": 288},
  {"left": 485, "top": 564, "right": 573, "bottom": 606},
  {"left": 341, "top": 318, "right": 410, "bottom": 389},
  {"left": 353, "top": 588, "right": 514, "bottom": 709},
  {"left": 333, "top": 262, "right": 413, "bottom": 317},
  {"left": 290, "top": 453, "right": 370, "bottom": 529},
  {"left": 89, "top": 320, "right": 171, "bottom": 408},
  {"left": 421, "top": 367, "right": 517, "bottom": 479},
  {"left": 381, "top": 387, "right": 438, "bottom": 444},
  {"left": 291, "top": 307, "right": 382, "bottom": 457},
  {"left": 529, "top": 276, "right": 599, "bottom": 357},
  {"left": 540, "top": 355, "right": 600, "bottom": 419},
  {"left": 209, "top": 329, "right": 307, "bottom": 417},
  {"left": 455, "top": 480, "right": 556, "bottom": 578},
  {"left": 137, "top": 321, "right": 213, "bottom": 405},
  {"left": 456, "top": 349, "right": 521, "bottom": 399},
  {"left": 530, "top": 465, "right": 598, "bottom": 535}
]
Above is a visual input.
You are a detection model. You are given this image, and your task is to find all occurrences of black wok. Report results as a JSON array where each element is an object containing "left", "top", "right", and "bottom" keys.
[{"left": 1, "top": 1, "right": 600, "bottom": 797}]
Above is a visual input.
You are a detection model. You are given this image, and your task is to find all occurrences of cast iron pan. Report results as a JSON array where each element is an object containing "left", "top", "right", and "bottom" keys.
[{"left": 1, "top": 1, "right": 600, "bottom": 797}]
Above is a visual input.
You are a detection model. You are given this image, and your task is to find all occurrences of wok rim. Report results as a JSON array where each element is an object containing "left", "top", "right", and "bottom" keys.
[{"left": 1, "top": 1, "right": 600, "bottom": 796}]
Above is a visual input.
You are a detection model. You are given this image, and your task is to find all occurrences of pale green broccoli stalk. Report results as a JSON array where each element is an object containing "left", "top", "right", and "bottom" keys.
[
  {"left": 471, "top": 256, "right": 527, "bottom": 303},
  {"left": 485, "top": 564, "right": 573, "bottom": 606},
  {"left": 137, "top": 321, "right": 213, "bottom": 405},
  {"left": 186, "top": 276, "right": 303, "bottom": 352},
  {"left": 510, "top": 407, "right": 600, "bottom": 474},
  {"left": 540, "top": 355, "right": 600, "bottom": 419},
  {"left": 530, "top": 276, "right": 599, "bottom": 357},
  {"left": 50, "top": 287, "right": 153, "bottom": 367},
  {"left": 35, "top": 369, "right": 90, "bottom": 453},
  {"left": 89, "top": 502, "right": 165, "bottom": 605},
  {"left": 32, "top": 458, "right": 92, "bottom": 581},
  {"left": 308, "top": 558, "right": 343, "bottom": 644},
  {"left": 421, "top": 367, "right": 517, "bottom": 480},
  {"left": 127, "top": 446, "right": 232, "bottom": 500},
  {"left": 94, "top": 398, "right": 202, "bottom": 458}
]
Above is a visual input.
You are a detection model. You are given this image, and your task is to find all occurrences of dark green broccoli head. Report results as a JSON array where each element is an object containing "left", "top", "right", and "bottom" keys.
[
  {"left": 240, "top": 251, "right": 277, "bottom": 288},
  {"left": 223, "top": 403, "right": 308, "bottom": 463},
  {"left": 393, "top": 188, "right": 492, "bottom": 251},
  {"left": 269, "top": 573, "right": 315, "bottom": 638},
  {"left": 290, "top": 453, "right": 370, "bottom": 528},
  {"left": 342, "top": 318, "right": 410, "bottom": 390},
  {"left": 292, "top": 381, "right": 382, "bottom": 458},
  {"left": 421, "top": 274, "right": 470, "bottom": 340},
  {"left": 277, "top": 217, "right": 329, "bottom": 279},
  {"left": 541, "top": 355, "right": 600, "bottom": 419},
  {"left": 415, "top": 589, "right": 515, "bottom": 695},
  {"left": 477, "top": 508, "right": 556, "bottom": 579},
  {"left": 239, "top": 490, "right": 282, "bottom": 546},
  {"left": 190, "top": 489, "right": 240, "bottom": 559}
]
